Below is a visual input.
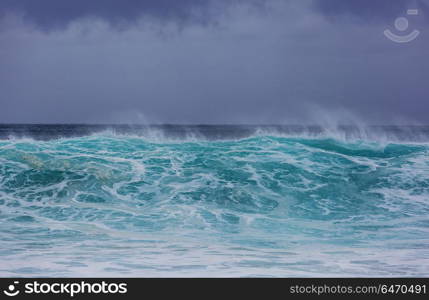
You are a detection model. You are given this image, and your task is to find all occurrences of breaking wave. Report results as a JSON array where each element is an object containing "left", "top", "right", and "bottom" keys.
[{"left": 0, "top": 126, "right": 428, "bottom": 276}]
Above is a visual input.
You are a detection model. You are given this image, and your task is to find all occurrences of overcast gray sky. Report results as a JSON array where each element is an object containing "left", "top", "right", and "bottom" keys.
[{"left": 0, "top": 0, "right": 428, "bottom": 124}]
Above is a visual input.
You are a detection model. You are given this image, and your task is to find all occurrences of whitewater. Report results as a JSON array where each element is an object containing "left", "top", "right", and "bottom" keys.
[{"left": 0, "top": 125, "right": 428, "bottom": 277}]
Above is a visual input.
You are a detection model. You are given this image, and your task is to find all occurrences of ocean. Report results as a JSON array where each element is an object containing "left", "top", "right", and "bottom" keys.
[{"left": 0, "top": 125, "right": 428, "bottom": 277}]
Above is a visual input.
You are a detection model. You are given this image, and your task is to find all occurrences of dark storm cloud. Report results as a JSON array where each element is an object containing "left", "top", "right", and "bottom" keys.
[
  {"left": 0, "top": 0, "right": 265, "bottom": 30},
  {"left": 0, "top": 1, "right": 428, "bottom": 125},
  {"left": 2, "top": 0, "right": 427, "bottom": 31},
  {"left": 314, "top": 0, "right": 429, "bottom": 22}
]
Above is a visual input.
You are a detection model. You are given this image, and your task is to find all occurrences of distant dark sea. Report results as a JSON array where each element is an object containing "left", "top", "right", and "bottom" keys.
[
  {"left": 0, "top": 124, "right": 428, "bottom": 276},
  {"left": 2, "top": 124, "right": 429, "bottom": 141}
]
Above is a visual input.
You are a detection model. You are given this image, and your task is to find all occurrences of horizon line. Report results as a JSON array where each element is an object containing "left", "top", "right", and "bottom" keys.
[{"left": 1, "top": 123, "right": 429, "bottom": 127}]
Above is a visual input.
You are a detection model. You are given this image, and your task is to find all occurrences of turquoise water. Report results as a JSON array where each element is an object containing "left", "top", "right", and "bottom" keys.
[{"left": 0, "top": 132, "right": 429, "bottom": 276}]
